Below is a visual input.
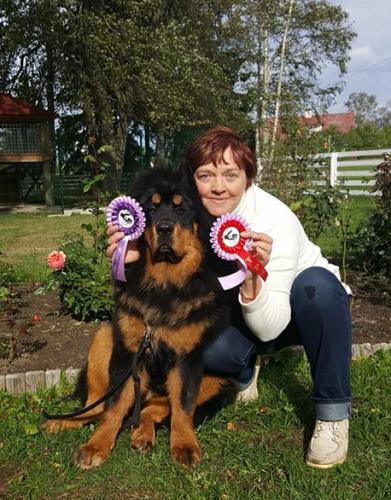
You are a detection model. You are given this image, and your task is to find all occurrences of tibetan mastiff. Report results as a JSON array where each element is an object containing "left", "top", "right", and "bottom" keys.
[{"left": 44, "top": 169, "right": 238, "bottom": 469}]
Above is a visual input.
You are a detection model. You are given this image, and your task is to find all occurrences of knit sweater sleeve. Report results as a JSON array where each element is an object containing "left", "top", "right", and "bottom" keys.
[{"left": 238, "top": 202, "right": 302, "bottom": 342}]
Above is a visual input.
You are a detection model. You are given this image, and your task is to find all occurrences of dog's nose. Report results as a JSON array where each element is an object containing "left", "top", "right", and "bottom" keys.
[{"left": 156, "top": 220, "right": 174, "bottom": 236}]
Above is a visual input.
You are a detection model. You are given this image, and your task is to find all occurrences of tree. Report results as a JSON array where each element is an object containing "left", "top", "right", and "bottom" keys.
[
  {"left": 1, "top": 0, "right": 251, "bottom": 194},
  {"left": 236, "top": 0, "right": 355, "bottom": 179},
  {"left": 345, "top": 92, "right": 378, "bottom": 126}
]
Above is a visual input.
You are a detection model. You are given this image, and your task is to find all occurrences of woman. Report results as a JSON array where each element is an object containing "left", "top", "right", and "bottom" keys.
[{"left": 107, "top": 126, "right": 352, "bottom": 469}]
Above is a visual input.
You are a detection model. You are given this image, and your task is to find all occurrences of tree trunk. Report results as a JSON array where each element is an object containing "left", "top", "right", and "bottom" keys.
[
  {"left": 268, "top": 0, "right": 295, "bottom": 166},
  {"left": 256, "top": 21, "right": 270, "bottom": 183},
  {"left": 44, "top": 42, "right": 56, "bottom": 206}
]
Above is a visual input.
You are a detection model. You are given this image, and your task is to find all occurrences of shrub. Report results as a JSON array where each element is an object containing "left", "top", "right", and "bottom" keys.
[
  {"left": 0, "top": 260, "right": 18, "bottom": 287},
  {"left": 49, "top": 236, "right": 114, "bottom": 321},
  {"left": 347, "top": 157, "right": 391, "bottom": 276}
]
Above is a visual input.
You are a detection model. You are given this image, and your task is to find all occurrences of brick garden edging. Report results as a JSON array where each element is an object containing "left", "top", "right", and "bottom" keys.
[{"left": 1, "top": 342, "right": 390, "bottom": 394}]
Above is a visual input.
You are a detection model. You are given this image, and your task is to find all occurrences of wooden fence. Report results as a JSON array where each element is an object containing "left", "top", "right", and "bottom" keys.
[
  {"left": 311, "top": 148, "right": 391, "bottom": 196},
  {"left": 20, "top": 149, "right": 391, "bottom": 201}
]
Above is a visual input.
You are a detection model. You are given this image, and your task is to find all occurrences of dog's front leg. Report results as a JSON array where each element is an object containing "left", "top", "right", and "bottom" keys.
[
  {"left": 74, "top": 373, "right": 143, "bottom": 470},
  {"left": 166, "top": 365, "right": 202, "bottom": 467}
]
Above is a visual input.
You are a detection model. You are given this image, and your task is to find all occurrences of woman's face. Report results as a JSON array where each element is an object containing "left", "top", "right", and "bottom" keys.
[{"left": 193, "top": 147, "right": 248, "bottom": 217}]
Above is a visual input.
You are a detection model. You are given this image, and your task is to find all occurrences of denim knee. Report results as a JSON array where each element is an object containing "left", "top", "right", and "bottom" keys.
[
  {"left": 203, "top": 326, "right": 256, "bottom": 374},
  {"left": 291, "top": 267, "right": 348, "bottom": 314}
]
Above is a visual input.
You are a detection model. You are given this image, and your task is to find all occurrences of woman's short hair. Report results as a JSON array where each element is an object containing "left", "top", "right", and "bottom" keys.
[{"left": 182, "top": 126, "right": 257, "bottom": 186}]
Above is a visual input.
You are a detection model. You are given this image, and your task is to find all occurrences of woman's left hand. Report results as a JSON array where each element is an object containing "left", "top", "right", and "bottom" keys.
[
  {"left": 241, "top": 231, "right": 273, "bottom": 268},
  {"left": 239, "top": 231, "right": 273, "bottom": 302}
]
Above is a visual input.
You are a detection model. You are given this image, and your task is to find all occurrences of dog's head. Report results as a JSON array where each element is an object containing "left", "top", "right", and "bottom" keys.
[{"left": 130, "top": 169, "right": 203, "bottom": 286}]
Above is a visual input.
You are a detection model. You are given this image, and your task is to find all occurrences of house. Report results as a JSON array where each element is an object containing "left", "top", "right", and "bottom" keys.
[
  {"left": 299, "top": 111, "right": 355, "bottom": 134},
  {"left": 0, "top": 93, "right": 56, "bottom": 204}
]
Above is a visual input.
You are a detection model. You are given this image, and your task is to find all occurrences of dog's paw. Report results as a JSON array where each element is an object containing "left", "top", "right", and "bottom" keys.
[
  {"left": 131, "top": 426, "right": 154, "bottom": 454},
  {"left": 171, "top": 444, "right": 201, "bottom": 468},
  {"left": 131, "top": 435, "right": 153, "bottom": 454},
  {"left": 74, "top": 444, "right": 109, "bottom": 470}
]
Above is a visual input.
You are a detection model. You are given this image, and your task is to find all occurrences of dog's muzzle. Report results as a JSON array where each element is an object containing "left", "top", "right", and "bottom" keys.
[{"left": 153, "top": 220, "right": 182, "bottom": 263}]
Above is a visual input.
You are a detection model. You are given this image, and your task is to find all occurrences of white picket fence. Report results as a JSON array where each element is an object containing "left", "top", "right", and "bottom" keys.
[{"left": 311, "top": 148, "right": 391, "bottom": 196}]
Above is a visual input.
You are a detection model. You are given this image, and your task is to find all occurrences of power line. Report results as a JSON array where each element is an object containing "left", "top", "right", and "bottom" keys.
[{"left": 343, "top": 55, "right": 391, "bottom": 80}]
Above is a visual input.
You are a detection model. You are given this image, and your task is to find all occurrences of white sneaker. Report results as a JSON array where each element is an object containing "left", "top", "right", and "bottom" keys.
[
  {"left": 306, "top": 419, "right": 349, "bottom": 469},
  {"left": 236, "top": 356, "right": 261, "bottom": 403}
]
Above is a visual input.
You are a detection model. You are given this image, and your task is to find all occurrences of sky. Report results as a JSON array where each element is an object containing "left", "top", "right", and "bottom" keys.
[{"left": 325, "top": 0, "right": 391, "bottom": 112}]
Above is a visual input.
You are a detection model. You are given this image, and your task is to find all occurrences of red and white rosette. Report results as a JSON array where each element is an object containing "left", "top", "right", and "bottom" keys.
[{"left": 210, "top": 214, "right": 268, "bottom": 290}]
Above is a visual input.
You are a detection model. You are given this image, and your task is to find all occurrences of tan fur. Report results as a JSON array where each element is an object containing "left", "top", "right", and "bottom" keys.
[
  {"left": 143, "top": 228, "right": 203, "bottom": 288},
  {"left": 166, "top": 367, "right": 201, "bottom": 466},
  {"left": 155, "top": 320, "right": 210, "bottom": 355},
  {"left": 172, "top": 194, "right": 183, "bottom": 205}
]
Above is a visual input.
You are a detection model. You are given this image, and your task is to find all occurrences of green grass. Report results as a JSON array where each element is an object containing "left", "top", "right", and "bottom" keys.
[
  {"left": 1, "top": 350, "right": 390, "bottom": 499},
  {"left": 0, "top": 213, "right": 102, "bottom": 282}
]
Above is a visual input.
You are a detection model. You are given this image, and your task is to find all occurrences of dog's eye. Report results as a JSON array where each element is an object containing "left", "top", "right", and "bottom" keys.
[{"left": 175, "top": 206, "right": 187, "bottom": 214}]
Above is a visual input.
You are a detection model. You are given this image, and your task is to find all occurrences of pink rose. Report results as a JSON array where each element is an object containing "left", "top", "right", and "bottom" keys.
[{"left": 47, "top": 251, "right": 66, "bottom": 271}]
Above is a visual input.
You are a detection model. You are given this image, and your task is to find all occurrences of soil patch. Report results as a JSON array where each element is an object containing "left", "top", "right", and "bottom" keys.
[{"left": 0, "top": 270, "right": 390, "bottom": 375}]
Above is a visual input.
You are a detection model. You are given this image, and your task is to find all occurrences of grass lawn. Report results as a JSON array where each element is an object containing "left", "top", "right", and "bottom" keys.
[
  {"left": 0, "top": 350, "right": 390, "bottom": 499},
  {"left": 0, "top": 212, "right": 102, "bottom": 282}
]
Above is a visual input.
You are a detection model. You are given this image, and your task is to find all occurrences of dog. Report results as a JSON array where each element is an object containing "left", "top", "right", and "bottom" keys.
[{"left": 44, "top": 169, "right": 238, "bottom": 469}]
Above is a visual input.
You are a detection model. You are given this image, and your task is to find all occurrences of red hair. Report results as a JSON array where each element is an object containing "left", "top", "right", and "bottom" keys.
[{"left": 182, "top": 126, "right": 257, "bottom": 187}]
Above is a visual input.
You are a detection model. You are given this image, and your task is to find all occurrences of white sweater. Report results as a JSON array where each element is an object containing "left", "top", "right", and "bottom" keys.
[{"left": 233, "top": 184, "right": 348, "bottom": 342}]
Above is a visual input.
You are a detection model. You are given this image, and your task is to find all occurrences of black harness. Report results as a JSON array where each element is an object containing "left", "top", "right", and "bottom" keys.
[{"left": 43, "top": 328, "right": 153, "bottom": 428}]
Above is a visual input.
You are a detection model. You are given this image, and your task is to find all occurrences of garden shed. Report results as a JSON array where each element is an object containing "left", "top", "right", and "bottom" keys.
[{"left": 0, "top": 93, "right": 56, "bottom": 204}]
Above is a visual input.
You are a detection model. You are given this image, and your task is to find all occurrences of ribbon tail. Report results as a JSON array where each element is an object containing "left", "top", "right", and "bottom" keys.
[
  {"left": 217, "top": 268, "right": 247, "bottom": 290},
  {"left": 112, "top": 236, "right": 130, "bottom": 282}
]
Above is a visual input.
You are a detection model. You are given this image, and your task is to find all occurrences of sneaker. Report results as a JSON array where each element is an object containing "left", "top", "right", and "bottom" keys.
[
  {"left": 236, "top": 355, "right": 261, "bottom": 403},
  {"left": 306, "top": 419, "right": 349, "bottom": 469}
]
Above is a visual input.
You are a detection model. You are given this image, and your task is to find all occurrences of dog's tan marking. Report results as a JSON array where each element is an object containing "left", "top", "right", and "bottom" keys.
[
  {"left": 155, "top": 320, "right": 210, "bottom": 354},
  {"left": 131, "top": 396, "right": 171, "bottom": 453},
  {"left": 118, "top": 313, "right": 145, "bottom": 352},
  {"left": 43, "top": 324, "right": 113, "bottom": 432},
  {"left": 151, "top": 193, "right": 161, "bottom": 205},
  {"left": 144, "top": 228, "right": 203, "bottom": 288},
  {"left": 166, "top": 367, "right": 201, "bottom": 467},
  {"left": 172, "top": 194, "right": 183, "bottom": 206},
  {"left": 74, "top": 370, "right": 148, "bottom": 469},
  {"left": 197, "top": 376, "right": 226, "bottom": 405}
]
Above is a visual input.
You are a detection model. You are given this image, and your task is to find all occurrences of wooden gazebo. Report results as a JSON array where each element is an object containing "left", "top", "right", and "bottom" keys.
[{"left": 0, "top": 93, "right": 56, "bottom": 204}]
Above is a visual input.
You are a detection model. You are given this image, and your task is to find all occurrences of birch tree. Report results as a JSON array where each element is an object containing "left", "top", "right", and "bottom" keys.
[{"left": 239, "top": 0, "right": 355, "bottom": 182}]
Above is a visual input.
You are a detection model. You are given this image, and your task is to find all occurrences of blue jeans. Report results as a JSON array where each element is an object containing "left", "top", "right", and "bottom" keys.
[{"left": 203, "top": 267, "right": 352, "bottom": 421}]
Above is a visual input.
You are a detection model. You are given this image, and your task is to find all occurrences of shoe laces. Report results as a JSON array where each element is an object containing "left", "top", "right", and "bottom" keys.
[{"left": 313, "top": 420, "right": 341, "bottom": 444}]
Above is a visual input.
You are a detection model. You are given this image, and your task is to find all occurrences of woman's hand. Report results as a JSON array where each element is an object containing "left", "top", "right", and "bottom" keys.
[
  {"left": 106, "top": 225, "right": 141, "bottom": 264},
  {"left": 239, "top": 231, "right": 273, "bottom": 303}
]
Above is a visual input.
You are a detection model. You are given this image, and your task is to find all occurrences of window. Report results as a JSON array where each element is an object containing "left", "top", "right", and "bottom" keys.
[{"left": 0, "top": 122, "right": 43, "bottom": 154}]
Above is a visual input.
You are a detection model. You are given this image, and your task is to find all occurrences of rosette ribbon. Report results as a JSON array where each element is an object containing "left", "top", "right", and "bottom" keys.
[
  {"left": 210, "top": 214, "right": 268, "bottom": 290},
  {"left": 106, "top": 196, "right": 146, "bottom": 281}
]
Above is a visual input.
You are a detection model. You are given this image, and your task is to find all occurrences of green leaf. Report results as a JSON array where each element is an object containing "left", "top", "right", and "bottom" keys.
[{"left": 24, "top": 423, "right": 39, "bottom": 436}]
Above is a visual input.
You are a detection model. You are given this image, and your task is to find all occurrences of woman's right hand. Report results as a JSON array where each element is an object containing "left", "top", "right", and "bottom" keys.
[{"left": 106, "top": 225, "right": 141, "bottom": 264}]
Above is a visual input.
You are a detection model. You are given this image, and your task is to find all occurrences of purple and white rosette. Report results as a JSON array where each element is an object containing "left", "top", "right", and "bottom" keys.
[
  {"left": 106, "top": 196, "right": 146, "bottom": 282},
  {"left": 210, "top": 213, "right": 252, "bottom": 290}
]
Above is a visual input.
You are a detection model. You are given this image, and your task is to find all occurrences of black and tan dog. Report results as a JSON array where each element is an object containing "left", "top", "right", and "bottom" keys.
[{"left": 44, "top": 169, "right": 238, "bottom": 469}]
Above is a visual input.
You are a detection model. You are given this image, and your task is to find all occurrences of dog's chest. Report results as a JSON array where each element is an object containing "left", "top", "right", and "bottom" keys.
[{"left": 143, "top": 340, "right": 177, "bottom": 394}]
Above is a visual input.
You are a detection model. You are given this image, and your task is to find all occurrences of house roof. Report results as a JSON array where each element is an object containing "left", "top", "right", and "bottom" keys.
[
  {"left": 299, "top": 112, "right": 355, "bottom": 134},
  {"left": 0, "top": 93, "right": 56, "bottom": 121}
]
